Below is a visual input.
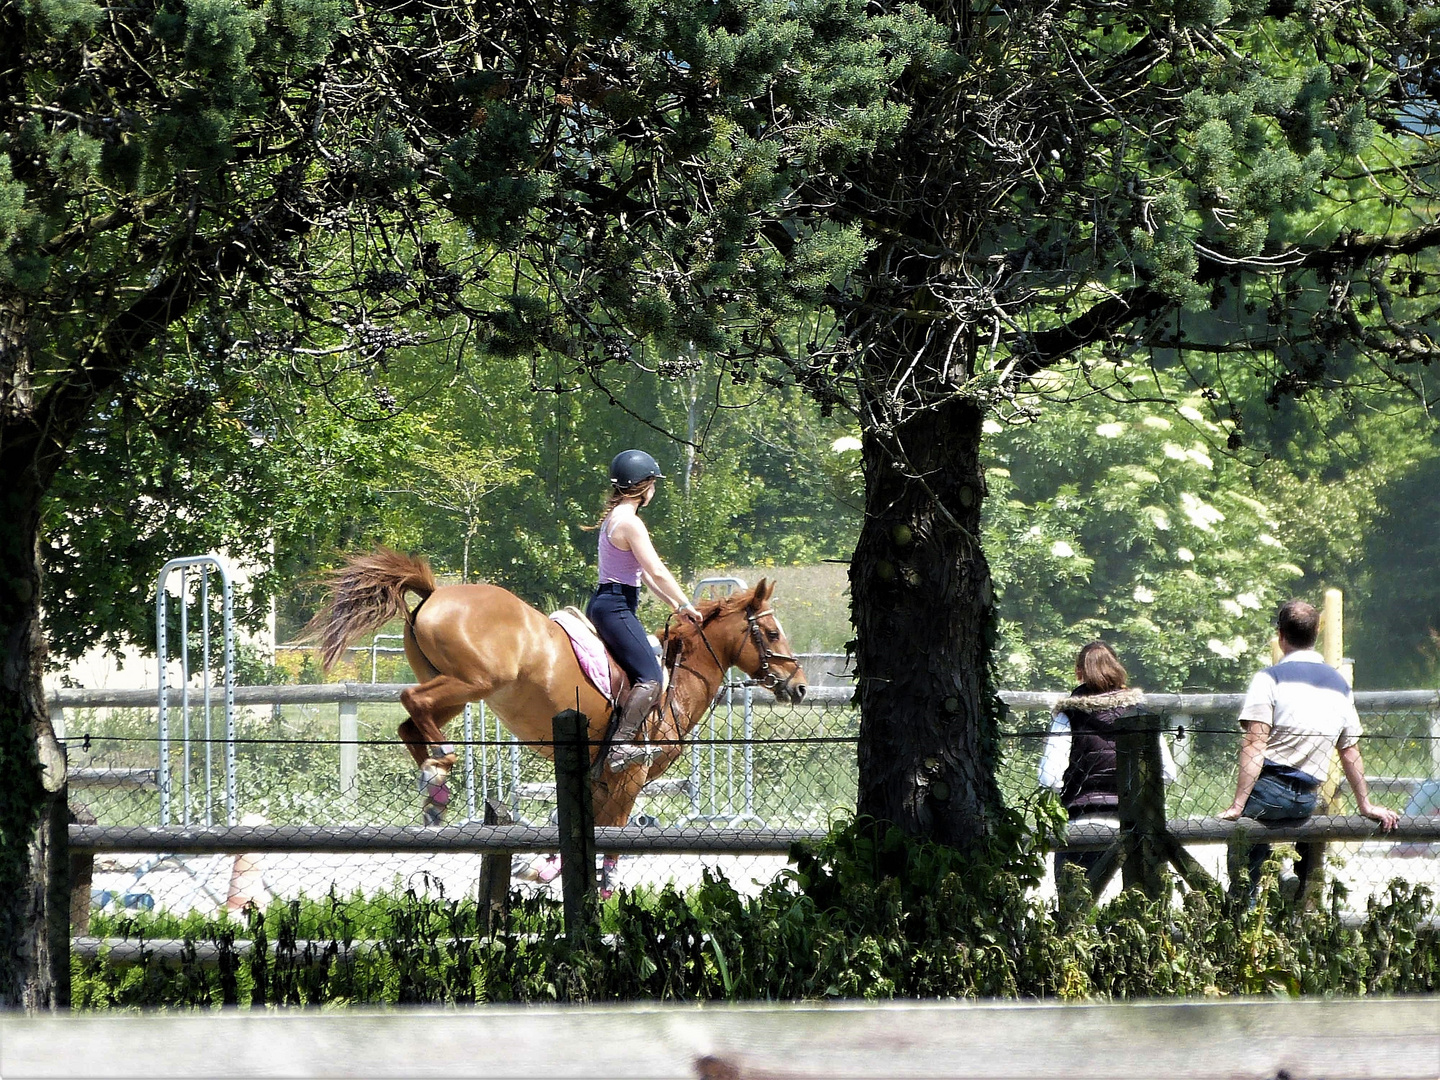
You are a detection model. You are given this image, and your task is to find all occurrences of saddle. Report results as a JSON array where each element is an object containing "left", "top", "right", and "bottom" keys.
[{"left": 549, "top": 606, "right": 667, "bottom": 712}]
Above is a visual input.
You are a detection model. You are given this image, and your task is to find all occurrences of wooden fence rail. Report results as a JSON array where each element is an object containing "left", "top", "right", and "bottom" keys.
[
  {"left": 6, "top": 998, "right": 1439, "bottom": 1078},
  {"left": 66, "top": 815, "right": 1440, "bottom": 857}
]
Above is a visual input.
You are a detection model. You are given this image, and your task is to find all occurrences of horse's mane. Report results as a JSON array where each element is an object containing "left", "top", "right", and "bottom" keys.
[{"left": 659, "top": 585, "right": 763, "bottom": 664}]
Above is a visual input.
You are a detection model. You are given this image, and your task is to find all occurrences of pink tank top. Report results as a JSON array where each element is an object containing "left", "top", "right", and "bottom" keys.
[{"left": 597, "top": 516, "right": 643, "bottom": 587}]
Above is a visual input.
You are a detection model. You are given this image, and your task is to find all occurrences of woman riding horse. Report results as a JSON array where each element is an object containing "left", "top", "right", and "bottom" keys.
[
  {"left": 584, "top": 449, "right": 701, "bottom": 772},
  {"left": 304, "top": 548, "right": 807, "bottom": 831}
]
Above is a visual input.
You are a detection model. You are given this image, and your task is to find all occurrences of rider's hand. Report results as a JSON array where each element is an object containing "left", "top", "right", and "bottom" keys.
[{"left": 678, "top": 603, "right": 702, "bottom": 624}]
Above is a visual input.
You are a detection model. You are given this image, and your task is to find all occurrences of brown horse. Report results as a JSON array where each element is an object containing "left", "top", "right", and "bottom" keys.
[{"left": 305, "top": 549, "right": 807, "bottom": 835}]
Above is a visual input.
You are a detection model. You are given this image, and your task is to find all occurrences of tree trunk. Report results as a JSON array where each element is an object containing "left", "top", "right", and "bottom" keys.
[
  {"left": 0, "top": 465, "right": 70, "bottom": 1009},
  {"left": 851, "top": 394, "right": 1003, "bottom": 847}
]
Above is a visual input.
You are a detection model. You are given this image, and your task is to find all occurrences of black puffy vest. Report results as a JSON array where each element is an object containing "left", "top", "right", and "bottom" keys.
[{"left": 1058, "top": 687, "right": 1143, "bottom": 814}]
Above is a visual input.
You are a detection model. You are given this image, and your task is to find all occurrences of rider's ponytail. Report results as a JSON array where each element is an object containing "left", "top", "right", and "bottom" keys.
[{"left": 581, "top": 479, "right": 654, "bottom": 531}]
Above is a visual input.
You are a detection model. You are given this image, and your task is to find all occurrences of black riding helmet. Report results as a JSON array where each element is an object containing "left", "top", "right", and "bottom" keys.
[{"left": 610, "top": 449, "right": 665, "bottom": 489}]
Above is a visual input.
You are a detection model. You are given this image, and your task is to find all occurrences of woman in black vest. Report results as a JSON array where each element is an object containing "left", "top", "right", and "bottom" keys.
[{"left": 1039, "top": 641, "right": 1171, "bottom": 883}]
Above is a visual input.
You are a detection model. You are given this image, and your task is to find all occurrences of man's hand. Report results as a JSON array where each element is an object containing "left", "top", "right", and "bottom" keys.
[
  {"left": 1358, "top": 800, "right": 1400, "bottom": 831},
  {"left": 1218, "top": 805, "right": 1246, "bottom": 822}
]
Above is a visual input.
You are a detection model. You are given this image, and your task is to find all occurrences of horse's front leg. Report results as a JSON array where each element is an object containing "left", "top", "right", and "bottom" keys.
[
  {"left": 591, "top": 770, "right": 647, "bottom": 896},
  {"left": 399, "top": 676, "right": 488, "bottom": 825}
]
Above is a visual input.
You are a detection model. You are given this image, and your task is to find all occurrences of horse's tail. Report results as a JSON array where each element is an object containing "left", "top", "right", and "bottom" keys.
[{"left": 302, "top": 548, "right": 437, "bottom": 671}]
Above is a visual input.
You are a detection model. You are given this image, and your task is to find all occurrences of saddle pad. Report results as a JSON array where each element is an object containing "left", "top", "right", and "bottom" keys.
[{"left": 550, "top": 607, "right": 612, "bottom": 699}]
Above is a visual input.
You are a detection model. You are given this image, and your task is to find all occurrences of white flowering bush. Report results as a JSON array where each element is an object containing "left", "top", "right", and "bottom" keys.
[{"left": 984, "top": 370, "right": 1301, "bottom": 692}]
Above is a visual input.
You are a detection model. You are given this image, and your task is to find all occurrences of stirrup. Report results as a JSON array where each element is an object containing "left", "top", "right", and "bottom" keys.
[{"left": 606, "top": 739, "right": 660, "bottom": 772}]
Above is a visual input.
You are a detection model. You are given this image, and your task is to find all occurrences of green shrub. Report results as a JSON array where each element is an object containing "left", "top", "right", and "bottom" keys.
[{"left": 72, "top": 813, "right": 1439, "bottom": 1008}]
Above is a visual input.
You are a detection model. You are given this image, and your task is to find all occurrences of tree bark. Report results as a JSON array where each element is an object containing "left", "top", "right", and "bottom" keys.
[
  {"left": 851, "top": 393, "right": 1003, "bottom": 847},
  {"left": 0, "top": 464, "right": 70, "bottom": 1009}
]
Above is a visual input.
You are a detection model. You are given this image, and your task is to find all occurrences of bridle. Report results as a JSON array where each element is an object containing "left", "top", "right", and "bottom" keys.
[
  {"left": 743, "top": 607, "right": 799, "bottom": 692},
  {"left": 663, "top": 604, "right": 800, "bottom": 699}
]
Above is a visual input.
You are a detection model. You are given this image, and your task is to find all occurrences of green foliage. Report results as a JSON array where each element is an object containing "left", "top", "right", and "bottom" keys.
[
  {"left": 71, "top": 817, "right": 1440, "bottom": 1007},
  {"left": 984, "top": 368, "right": 1302, "bottom": 692},
  {"left": 42, "top": 364, "right": 423, "bottom": 662}
]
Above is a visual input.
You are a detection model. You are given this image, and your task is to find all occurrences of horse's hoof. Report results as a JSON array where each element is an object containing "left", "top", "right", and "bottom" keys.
[{"left": 418, "top": 762, "right": 451, "bottom": 826}]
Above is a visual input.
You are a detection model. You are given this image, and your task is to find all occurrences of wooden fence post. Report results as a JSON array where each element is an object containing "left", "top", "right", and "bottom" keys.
[
  {"left": 477, "top": 798, "right": 512, "bottom": 937},
  {"left": 68, "top": 803, "right": 96, "bottom": 936},
  {"left": 1115, "top": 709, "right": 1169, "bottom": 899},
  {"left": 1093, "top": 709, "right": 1215, "bottom": 900},
  {"left": 552, "top": 710, "right": 596, "bottom": 940},
  {"left": 1299, "top": 590, "right": 1349, "bottom": 905}
]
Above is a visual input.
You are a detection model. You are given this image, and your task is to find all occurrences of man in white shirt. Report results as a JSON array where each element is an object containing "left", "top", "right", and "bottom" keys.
[{"left": 1220, "top": 599, "right": 1399, "bottom": 896}]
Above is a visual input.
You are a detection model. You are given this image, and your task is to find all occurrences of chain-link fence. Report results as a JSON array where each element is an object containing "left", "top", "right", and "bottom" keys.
[{"left": 59, "top": 672, "right": 1440, "bottom": 928}]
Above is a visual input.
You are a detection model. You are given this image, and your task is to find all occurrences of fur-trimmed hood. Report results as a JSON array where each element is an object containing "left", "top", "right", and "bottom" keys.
[{"left": 1052, "top": 686, "right": 1145, "bottom": 715}]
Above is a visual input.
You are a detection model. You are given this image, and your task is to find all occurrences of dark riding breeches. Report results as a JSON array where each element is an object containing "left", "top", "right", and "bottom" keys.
[{"left": 587, "top": 583, "right": 662, "bottom": 686}]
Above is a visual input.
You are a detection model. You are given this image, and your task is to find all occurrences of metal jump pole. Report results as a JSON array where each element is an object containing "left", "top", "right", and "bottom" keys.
[{"left": 156, "top": 555, "right": 235, "bottom": 827}]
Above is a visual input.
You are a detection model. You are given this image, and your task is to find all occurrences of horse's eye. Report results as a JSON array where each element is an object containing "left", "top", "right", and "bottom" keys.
[{"left": 765, "top": 630, "right": 779, "bottom": 641}]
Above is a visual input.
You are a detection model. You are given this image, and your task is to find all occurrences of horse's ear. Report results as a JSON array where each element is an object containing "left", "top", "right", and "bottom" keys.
[{"left": 752, "top": 577, "right": 773, "bottom": 606}]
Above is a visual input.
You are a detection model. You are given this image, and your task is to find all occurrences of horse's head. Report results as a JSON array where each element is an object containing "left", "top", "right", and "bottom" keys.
[{"left": 671, "top": 578, "right": 807, "bottom": 703}]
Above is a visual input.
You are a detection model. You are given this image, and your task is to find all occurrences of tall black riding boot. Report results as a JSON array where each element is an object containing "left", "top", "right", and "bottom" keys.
[{"left": 605, "top": 680, "right": 661, "bottom": 772}]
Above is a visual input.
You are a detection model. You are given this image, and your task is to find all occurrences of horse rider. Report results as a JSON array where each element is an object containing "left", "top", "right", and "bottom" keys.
[{"left": 585, "top": 449, "right": 702, "bottom": 771}]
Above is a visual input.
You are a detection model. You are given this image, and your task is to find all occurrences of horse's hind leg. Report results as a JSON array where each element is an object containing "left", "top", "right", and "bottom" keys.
[{"left": 399, "top": 676, "right": 487, "bottom": 824}]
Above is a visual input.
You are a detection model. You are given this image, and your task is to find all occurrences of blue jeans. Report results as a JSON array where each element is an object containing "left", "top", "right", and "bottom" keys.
[{"left": 1227, "top": 772, "right": 1317, "bottom": 894}]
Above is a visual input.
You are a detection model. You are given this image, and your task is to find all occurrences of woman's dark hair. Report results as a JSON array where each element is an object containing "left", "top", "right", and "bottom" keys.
[{"left": 1075, "top": 640, "right": 1127, "bottom": 693}]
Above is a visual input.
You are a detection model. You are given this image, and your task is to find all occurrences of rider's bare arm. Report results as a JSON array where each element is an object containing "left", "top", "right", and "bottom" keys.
[
  {"left": 1219, "top": 721, "right": 1269, "bottom": 820},
  {"left": 612, "top": 516, "right": 693, "bottom": 613}
]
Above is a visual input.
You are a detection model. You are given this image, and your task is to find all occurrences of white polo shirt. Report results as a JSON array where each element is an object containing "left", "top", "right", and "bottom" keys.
[{"left": 1237, "top": 649, "right": 1361, "bottom": 785}]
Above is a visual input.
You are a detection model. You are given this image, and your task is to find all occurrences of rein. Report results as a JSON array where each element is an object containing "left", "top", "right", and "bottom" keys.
[
  {"left": 664, "top": 605, "right": 797, "bottom": 697},
  {"left": 644, "top": 601, "right": 800, "bottom": 752}
]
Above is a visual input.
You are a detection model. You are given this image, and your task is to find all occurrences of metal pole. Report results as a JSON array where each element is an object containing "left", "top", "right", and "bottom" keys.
[
  {"left": 180, "top": 567, "right": 191, "bottom": 826},
  {"left": 725, "top": 677, "right": 735, "bottom": 818},
  {"left": 339, "top": 700, "right": 359, "bottom": 808},
  {"left": 154, "top": 556, "right": 236, "bottom": 827},
  {"left": 707, "top": 682, "right": 717, "bottom": 817},
  {"left": 688, "top": 726, "right": 702, "bottom": 819},
  {"left": 464, "top": 703, "right": 476, "bottom": 822},
  {"left": 743, "top": 683, "right": 756, "bottom": 818},
  {"left": 202, "top": 571, "right": 213, "bottom": 826},
  {"left": 509, "top": 733, "right": 522, "bottom": 819},
  {"left": 222, "top": 562, "right": 236, "bottom": 825},
  {"left": 156, "top": 577, "right": 170, "bottom": 827},
  {"left": 479, "top": 703, "right": 490, "bottom": 809}
]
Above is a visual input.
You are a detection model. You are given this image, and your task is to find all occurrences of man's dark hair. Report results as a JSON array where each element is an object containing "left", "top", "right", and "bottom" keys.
[{"left": 1276, "top": 599, "right": 1320, "bottom": 650}]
